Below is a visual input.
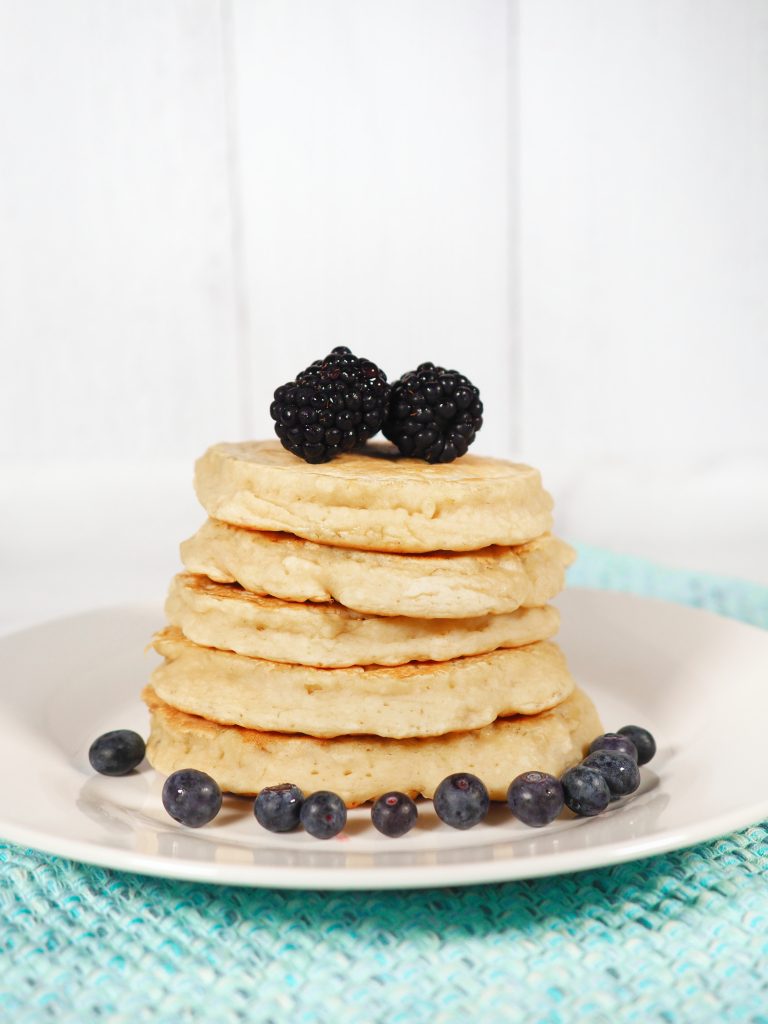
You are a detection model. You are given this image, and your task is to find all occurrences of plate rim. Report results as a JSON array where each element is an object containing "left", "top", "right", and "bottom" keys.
[{"left": 3, "top": 802, "right": 768, "bottom": 891}]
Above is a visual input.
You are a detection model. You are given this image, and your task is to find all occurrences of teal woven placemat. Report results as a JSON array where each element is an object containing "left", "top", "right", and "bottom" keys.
[{"left": 2, "top": 547, "right": 768, "bottom": 1023}]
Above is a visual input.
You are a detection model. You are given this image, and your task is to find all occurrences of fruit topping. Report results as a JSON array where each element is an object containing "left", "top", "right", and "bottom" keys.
[
  {"left": 270, "top": 346, "right": 390, "bottom": 463},
  {"left": 382, "top": 362, "right": 483, "bottom": 463}
]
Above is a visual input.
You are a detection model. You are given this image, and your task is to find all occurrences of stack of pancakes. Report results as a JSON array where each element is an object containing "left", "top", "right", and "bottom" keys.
[{"left": 143, "top": 441, "right": 601, "bottom": 806}]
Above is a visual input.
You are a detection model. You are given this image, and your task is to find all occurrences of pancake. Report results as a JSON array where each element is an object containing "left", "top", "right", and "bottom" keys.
[
  {"left": 150, "top": 627, "right": 575, "bottom": 738},
  {"left": 165, "top": 572, "right": 560, "bottom": 667},
  {"left": 181, "top": 520, "right": 575, "bottom": 619},
  {"left": 143, "top": 685, "right": 601, "bottom": 806},
  {"left": 194, "top": 440, "right": 553, "bottom": 553}
]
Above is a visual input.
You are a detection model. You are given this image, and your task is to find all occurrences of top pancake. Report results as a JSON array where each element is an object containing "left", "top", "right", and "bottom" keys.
[{"left": 194, "top": 440, "right": 554, "bottom": 553}]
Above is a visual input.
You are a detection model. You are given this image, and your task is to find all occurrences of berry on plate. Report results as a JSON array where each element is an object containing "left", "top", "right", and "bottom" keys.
[
  {"left": 383, "top": 363, "right": 483, "bottom": 463},
  {"left": 371, "top": 792, "right": 418, "bottom": 837},
  {"left": 254, "top": 783, "right": 304, "bottom": 833},
  {"left": 561, "top": 765, "right": 611, "bottom": 817},
  {"left": 618, "top": 725, "right": 657, "bottom": 766},
  {"left": 270, "top": 346, "right": 390, "bottom": 463},
  {"left": 582, "top": 750, "right": 641, "bottom": 798},
  {"left": 162, "top": 769, "right": 222, "bottom": 828},
  {"left": 589, "top": 733, "right": 638, "bottom": 762},
  {"left": 88, "top": 730, "right": 146, "bottom": 776},
  {"left": 433, "top": 772, "right": 490, "bottom": 829},
  {"left": 507, "top": 771, "right": 564, "bottom": 827},
  {"left": 300, "top": 791, "right": 347, "bottom": 839}
]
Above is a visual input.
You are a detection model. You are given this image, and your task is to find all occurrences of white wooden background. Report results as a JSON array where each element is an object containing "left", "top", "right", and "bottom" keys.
[{"left": 1, "top": 0, "right": 767, "bottom": 631}]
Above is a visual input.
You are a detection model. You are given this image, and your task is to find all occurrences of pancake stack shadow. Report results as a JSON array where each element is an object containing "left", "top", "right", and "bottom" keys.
[{"left": 142, "top": 440, "right": 602, "bottom": 806}]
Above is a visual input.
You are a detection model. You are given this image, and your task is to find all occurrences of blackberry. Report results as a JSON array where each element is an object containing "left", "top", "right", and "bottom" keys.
[
  {"left": 382, "top": 362, "right": 483, "bottom": 463},
  {"left": 270, "top": 346, "right": 390, "bottom": 463}
]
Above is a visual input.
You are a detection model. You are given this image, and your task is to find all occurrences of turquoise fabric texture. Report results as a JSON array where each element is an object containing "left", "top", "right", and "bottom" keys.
[{"left": 2, "top": 547, "right": 768, "bottom": 1023}]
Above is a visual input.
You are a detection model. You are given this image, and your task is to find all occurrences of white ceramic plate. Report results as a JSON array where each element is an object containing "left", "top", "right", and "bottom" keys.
[{"left": 1, "top": 588, "right": 766, "bottom": 890}]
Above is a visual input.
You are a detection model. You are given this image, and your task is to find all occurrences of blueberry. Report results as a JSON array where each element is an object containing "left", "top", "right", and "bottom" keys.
[
  {"left": 507, "top": 771, "right": 564, "bottom": 827},
  {"left": 582, "top": 750, "right": 641, "bottom": 798},
  {"left": 371, "top": 792, "right": 418, "bottom": 837},
  {"left": 88, "top": 730, "right": 145, "bottom": 776},
  {"left": 618, "top": 725, "right": 656, "bottom": 766},
  {"left": 254, "top": 783, "right": 304, "bottom": 833},
  {"left": 561, "top": 765, "right": 611, "bottom": 816},
  {"left": 433, "top": 772, "right": 489, "bottom": 830},
  {"left": 589, "top": 733, "right": 638, "bottom": 762},
  {"left": 300, "top": 791, "right": 347, "bottom": 839},
  {"left": 162, "top": 769, "right": 222, "bottom": 827}
]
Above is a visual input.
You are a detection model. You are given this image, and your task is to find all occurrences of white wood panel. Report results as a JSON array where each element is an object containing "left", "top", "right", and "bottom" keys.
[
  {"left": 518, "top": 0, "right": 768, "bottom": 465},
  {"left": 0, "top": 0, "right": 242, "bottom": 463},
  {"left": 0, "top": 461, "right": 197, "bottom": 632},
  {"left": 232, "top": 0, "right": 516, "bottom": 455}
]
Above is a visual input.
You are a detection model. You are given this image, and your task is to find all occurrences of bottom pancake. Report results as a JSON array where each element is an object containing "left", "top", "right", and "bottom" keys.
[{"left": 143, "top": 685, "right": 602, "bottom": 806}]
